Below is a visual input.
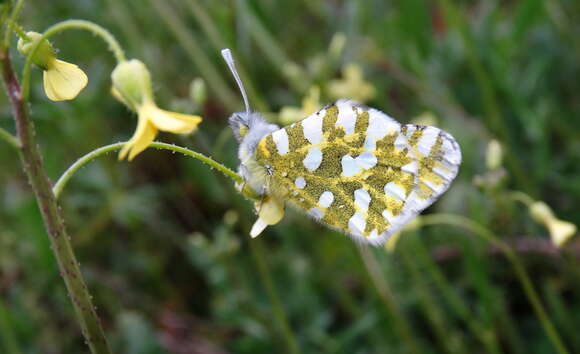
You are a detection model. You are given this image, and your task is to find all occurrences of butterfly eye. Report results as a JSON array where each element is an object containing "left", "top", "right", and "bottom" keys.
[{"left": 239, "top": 125, "right": 249, "bottom": 137}]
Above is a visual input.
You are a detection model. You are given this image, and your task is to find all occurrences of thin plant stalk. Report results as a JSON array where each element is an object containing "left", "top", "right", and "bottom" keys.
[
  {"left": 358, "top": 246, "right": 420, "bottom": 354},
  {"left": 248, "top": 238, "right": 301, "bottom": 354},
  {"left": 420, "top": 214, "right": 569, "bottom": 354},
  {"left": 0, "top": 126, "right": 19, "bottom": 148},
  {"left": 0, "top": 46, "right": 110, "bottom": 354},
  {"left": 181, "top": 0, "right": 269, "bottom": 112},
  {"left": 411, "top": 236, "right": 502, "bottom": 353},
  {"left": 52, "top": 141, "right": 243, "bottom": 199},
  {"left": 400, "top": 243, "right": 464, "bottom": 354},
  {"left": 438, "top": 0, "right": 532, "bottom": 194},
  {"left": 148, "top": 0, "right": 239, "bottom": 111}
]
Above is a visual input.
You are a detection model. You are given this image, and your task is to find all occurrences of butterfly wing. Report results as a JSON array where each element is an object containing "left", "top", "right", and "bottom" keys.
[{"left": 254, "top": 100, "right": 461, "bottom": 245}]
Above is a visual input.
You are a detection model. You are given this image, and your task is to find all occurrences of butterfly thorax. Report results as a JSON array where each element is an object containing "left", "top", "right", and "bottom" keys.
[{"left": 229, "top": 112, "right": 280, "bottom": 196}]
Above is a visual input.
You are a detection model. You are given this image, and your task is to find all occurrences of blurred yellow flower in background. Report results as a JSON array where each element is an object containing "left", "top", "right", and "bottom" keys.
[
  {"left": 328, "top": 64, "right": 376, "bottom": 103},
  {"left": 18, "top": 31, "right": 88, "bottom": 101},
  {"left": 111, "top": 59, "right": 202, "bottom": 160},
  {"left": 530, "top": 201, "right": 577, "bottom": 247},
  {"left": 279, "top": 86, "right": 321, "bottom": 125}
]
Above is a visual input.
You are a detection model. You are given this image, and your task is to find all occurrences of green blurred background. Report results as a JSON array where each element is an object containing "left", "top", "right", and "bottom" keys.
[{"left": 1, "top": 0, "right": 580, "bottom": 353}]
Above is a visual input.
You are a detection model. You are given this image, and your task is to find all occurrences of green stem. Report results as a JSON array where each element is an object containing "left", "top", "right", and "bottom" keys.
[
  {"left": 52, "top": 142, "right": 261, "bottom": 200},
  {"left": 0, "top": 126, "right": 19, "bottom": 148},
  {"left": 420, "top": 214, "right": 569, "bottom": 354},
  {"left": 358, "top": 246, "right": 420, "bottom": 354},
  {"left": 438, "top": 0, "right": 532, "bottom": 195},
  {"left": 22, "top": 19, "right": 126, "bottom": 100},
  {"left": 182, "top": 0, "right": 269, "bottom": 112},
  {"left": 148, "top": 0, "right": 239, "bottom": 111},
  {"left": 247, "top": 237, "right": 301, "bottom": 354},
  {"left": 236, "top": 0, "right": 308, "bottom": 93},
  {"left": 2, "top": 0, "right": 25, "bottom": 47},
  {"left": 1, "top": 46, "right": 110, "bottom": 353},
  {"left": 411, "top": 235, "right": 502, "bottom": 353}
]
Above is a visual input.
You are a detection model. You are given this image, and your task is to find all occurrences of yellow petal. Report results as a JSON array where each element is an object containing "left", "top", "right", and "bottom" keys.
[
  {"left": 43, "top": 59, "right": 88, "bottom": 101},
  {"left": 256, "top": 197, "right": 285, "bottom": 225},
  {"left": 547, "top": 219, "right": 577, "bottom": 247},
  {"left": 146, "top": 105, "right": 202, "bottom": 134},
  {"left": 249, "top": 197, "right": 285, "bottom": 238},
  {"left": 119, "top": 114, "right": 158, "bottom": 161}
]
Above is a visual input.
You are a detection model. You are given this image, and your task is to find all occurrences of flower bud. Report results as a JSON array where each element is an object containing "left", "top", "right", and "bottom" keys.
[
  {"left": 17, "top": 31, "right": 56, "bottom": 69},
  {"left": 189, "top": 78, "right": 207, "bottom": 107},
  {"left": 486, "top": 140, "right": 503, "bottom": 170},
  {"left": 111, "top": 59, "right": 154, "bottom": 110}
]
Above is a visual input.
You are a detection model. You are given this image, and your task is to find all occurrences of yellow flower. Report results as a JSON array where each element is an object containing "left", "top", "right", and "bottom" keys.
[
  {"left": 111, "top": 59, "right": 202, "bottom": 160},
  {"left": 250, "top": 196, "right": 285, "bottom": 238},
  {"left": 17, "top": 32, "right": 88, "bottom": 101},
  {"left": 279, "top": 86, "right": 321, "bottom": 125},
  {"left": 328, "top": 64, "right": 376, "bottom": 103},
  {"left": 530, "top": 202, "right": 577, "bottom": 247}
]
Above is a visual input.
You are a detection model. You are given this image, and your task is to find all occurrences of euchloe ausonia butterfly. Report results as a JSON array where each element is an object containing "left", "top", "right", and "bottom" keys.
[{"left": 221, "top": 49, "right": 461, "bottom": 246}]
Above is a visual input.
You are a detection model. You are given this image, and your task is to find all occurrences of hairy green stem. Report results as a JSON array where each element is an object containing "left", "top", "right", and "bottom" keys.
[
  {"left": 21, "top": 19, "right": 125, "bottom": 100},
  {"left": 0, "top": 126, "right": 19, "bottom": 148},
  {"left": 420, "top": 214, "right": 569, "bottom": 354},
  {"left": 52, "top": 141, "right": 263, "bottom": 200},
  {"left": 0, "top": 48, "right": 110, "bottom": 353}
]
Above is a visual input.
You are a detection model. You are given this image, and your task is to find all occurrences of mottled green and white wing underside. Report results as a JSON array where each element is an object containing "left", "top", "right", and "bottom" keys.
[{"left": 255, "top": 100, "right": 461, "bottom": 245}]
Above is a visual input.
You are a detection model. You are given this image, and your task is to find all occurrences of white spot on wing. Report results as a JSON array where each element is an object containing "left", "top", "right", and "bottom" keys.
[
  {"left": 394, "top": 134, "right": 408, "bottom": 150},
  {"left": 302, "top": 116, "right": 323, "bottom": 144},
  {"left": 318, "top": 191, "right": 334, "bottom": 208},
  {"left": 271, "top": 129, "right": 289, "bottom": 155},
  {"left": 308, "top": 208, "right": 324, "bottom": 220},
  {"left": 348, "top": 212, "right": 366, "bottom": 236},
  {"left": 354, "top": 188, "right": 371, "bottom": 212},
  {"left": 303, "top": 147, "right": 323, "bottom": 171},
  {"left": 364, "top": 110, "right": 399, "bottom": 150},
  {"left": 382, "top": 209, "right": 394, "bottom": 223},
  {"left": 401, "top": 162, "right": 418, "bottom": 175},
  {"left": 341, "top": 155, "right": 359, "bottom": 177},
  {"left": 341, "top": 153, "right": 377, "bottom": 177},
  {"left": 384, "top": 182, "right": 406, "bottom": 201},
  {"left": 295, "top": 177, "right": 306, "bottom": 189},
  {"left": 416, "top": 127, "right": 439, "bottom": 156},
  {"left": 357, "top": 152, "right": 377, "bottom": 169},
  {"left": 336, "top": 102, "right": 357, "bottom": 135}
]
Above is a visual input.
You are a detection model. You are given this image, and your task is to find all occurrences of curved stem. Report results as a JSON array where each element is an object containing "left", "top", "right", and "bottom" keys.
[
  {"left": 22, "top": 19, "right": 126, "bottom": 100},
  {"left": 0, "top": 126, "right": 19, "bottom": 148},
  {"left": 53, "top": 142, "right": 253, "bottom": 199},
  {"left": 419, "top": 214, "right": 569, "bottom": 354}
]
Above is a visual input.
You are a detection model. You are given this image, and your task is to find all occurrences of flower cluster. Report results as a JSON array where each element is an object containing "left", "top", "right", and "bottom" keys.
[{"left": 17, "top": 31, "right": 202, "bottom": 161}]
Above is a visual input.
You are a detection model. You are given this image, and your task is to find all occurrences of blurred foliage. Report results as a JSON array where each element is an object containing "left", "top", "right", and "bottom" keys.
[{"left": 1, "top": 0, "right": 580, "bottom": 353}]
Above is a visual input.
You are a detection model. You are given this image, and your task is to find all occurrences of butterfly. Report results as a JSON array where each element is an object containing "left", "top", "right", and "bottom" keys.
[{"left": 221, "top": 49, "right": 461, "bottom": 245}]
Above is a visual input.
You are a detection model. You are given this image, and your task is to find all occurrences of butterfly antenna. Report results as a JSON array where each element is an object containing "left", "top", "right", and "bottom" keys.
[{"left": 221, "top": 48, "right": 250, "bottom": 116}]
